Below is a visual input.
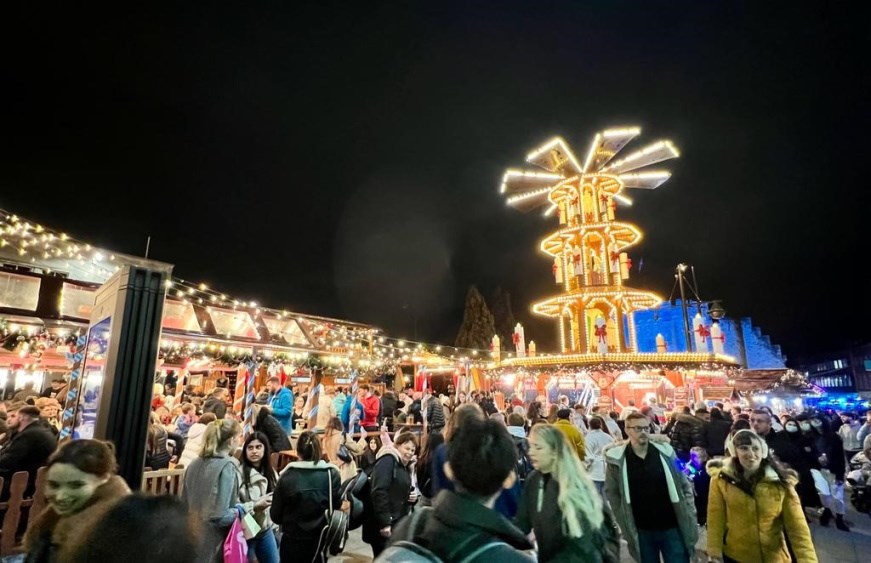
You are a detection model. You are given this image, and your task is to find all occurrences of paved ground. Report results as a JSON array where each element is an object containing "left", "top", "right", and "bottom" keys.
[{"left": 332, "top": 495, "right": 871, "bottom": 562}]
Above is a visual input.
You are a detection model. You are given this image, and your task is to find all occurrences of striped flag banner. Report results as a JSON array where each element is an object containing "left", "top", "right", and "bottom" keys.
[
  {"left": 348, "top": 369, "right": 360, "bottom": 431},
  {"left": 419, "top": 367, "right": 428, "bottom": 433},
  {"left": 307, "top": 382, "right": 322, "bottom": 429},
  {"left": 232, "top": 363, "right": 246, "bottom": 416},
  {"left": 243, "top": 360, "right": 257, "bottom": 436},
  {"left": 58, "top": 334, "right": 88, "bottom": 440}
]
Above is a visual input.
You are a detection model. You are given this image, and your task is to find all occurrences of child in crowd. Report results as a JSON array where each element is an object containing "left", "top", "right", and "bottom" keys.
[{"left": 686, "top": 446, "right": 711, "bottom": 526}]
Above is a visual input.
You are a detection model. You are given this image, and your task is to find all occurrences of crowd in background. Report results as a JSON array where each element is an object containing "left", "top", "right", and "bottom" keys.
[{"left": 1, "top": 372, "right": 870, "bottom": 562}]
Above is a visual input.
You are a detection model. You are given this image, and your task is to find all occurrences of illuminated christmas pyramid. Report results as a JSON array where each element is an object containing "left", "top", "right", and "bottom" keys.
[{"left": 500, "top": 128, "right": 679, "bottom": 355}]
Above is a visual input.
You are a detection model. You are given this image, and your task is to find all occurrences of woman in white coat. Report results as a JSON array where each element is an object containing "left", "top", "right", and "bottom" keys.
[
  {"left": 177, "top": 412, "right": 216, "bottom": 468},
  {"left": 584, "top": 416, "right": 615, "bottom": 499}
]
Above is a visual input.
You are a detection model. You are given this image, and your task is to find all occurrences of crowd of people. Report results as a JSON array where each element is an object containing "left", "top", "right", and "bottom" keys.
[{"left": 1, "top": 372, "right": 869, "bottom": 562}]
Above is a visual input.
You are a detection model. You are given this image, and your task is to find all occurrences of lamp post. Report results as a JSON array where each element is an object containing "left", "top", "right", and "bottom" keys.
[{"left": 676, "top": 264, "right": 693, "bottom": 351}]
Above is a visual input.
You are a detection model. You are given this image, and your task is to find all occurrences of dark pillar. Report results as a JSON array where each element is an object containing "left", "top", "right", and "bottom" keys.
[{"left": 92, "top": 266, "right": 170, "bottom": 488}]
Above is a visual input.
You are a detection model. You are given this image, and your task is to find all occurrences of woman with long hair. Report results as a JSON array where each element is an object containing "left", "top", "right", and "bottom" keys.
[
  {"left": 24, "top": 440, "right": 131, "bottom": 563},
  {"left": 322, "top": 416, "right": 364, "bottom": 481},
  {"left": 361, "top": 430, "right": 419, "bottom": 558},
  {"left": 545, "top": 404, "right": 559, "bottom": 424},
  {"left": 358, "top": 435, "right": 381, "bottom": 473},
  {"left": 253, "top": 404, "right": 291, "bottom": 454},
  {"left": 271, "top": 430, "right": 341, "bottom": 563},
  {"left": 415, "top": 430, "right": 445, "bottom": 506},
  {"left": 706, "top": 429, "right": 817, "bottom": 562},
  {"left": 526, "top": 401, "right": 546, "bottom": 429},
  {"left": 430, "top": 403, "right": 486, "bottom": 496},
  {"left": 516, "top": 424, "right": 616, "bottom": 562},
  {"left": 239, "top": 432, "right": 280, "bottom": 563},
  {"left": 145, "top": 412, "right": 172, "bottom": 470},
  {"left": 183, "top": 419, "right": 271, "bottom": 563}
]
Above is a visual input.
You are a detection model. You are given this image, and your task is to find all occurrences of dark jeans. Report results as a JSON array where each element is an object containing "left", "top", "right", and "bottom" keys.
[
  {"left": 280, "top": 534, "right": 326, "bottom": 563},
  {"left": 368, "top": 533, "right": 389, "bottom": 557},
  {"left": 637, "top": 527, "right": 689, "bottom": 563}
]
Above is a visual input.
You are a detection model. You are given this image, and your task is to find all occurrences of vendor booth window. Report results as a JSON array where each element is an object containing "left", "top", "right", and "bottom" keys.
[
  {"left": 0, "top": 271, "right": 41, "bottom": 310},
  {"left": 61, "top": 282, "right": 96, "bottom": 318},
  {"left": 206, "top": 307, "right": 259, "bottom": 339},
  {"left": 162, "top": 300, "right": 201, "bottom": 332},
  {"left": 261, "top": 317, "right": 312, "bottom": 346}
]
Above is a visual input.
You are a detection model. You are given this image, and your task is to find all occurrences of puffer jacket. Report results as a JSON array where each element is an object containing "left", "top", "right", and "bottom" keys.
[
  {"left": 706, "top": 458, "right": 818, "bottom": 563},
  {"left": 669, "top": 414, "right": 705, "bottom": 459},
  {"left": 271, "top": 460, "right": 341, "bottom": 538},
  {"left": 604, "top": 441, "right": 697, "bottom": 563},
  {"left": 362, "top": 445, "right": 413, "bottom": 544}
]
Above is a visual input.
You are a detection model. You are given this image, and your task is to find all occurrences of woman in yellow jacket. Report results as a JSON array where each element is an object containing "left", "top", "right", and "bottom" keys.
[{"left": 706, "top": 429, "right": 817, "bottom": 563}]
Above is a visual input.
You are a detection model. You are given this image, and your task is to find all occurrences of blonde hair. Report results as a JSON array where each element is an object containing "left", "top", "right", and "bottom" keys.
[
  {"left": 200, "top": 418, "right": 241, "bottom": 458},
  {"left": 529, "top": 424, "right": 603, "bottom": 537}
]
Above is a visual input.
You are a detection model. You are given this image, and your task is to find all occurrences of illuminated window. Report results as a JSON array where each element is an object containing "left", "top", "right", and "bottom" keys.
[
  {"left": 261, "top": 317, "right": 312, "bottom": 347},
  {"left": 61, "top": 283, "right": 96, "bottom": 318},
  {"left": 206, "top": 307, "right": 258, "bottom": 339},
  {"left": 162, "top": 300, "right": 201, "bottom": 332},
  {"left": 0, "top": 272, "right": 41, "bottom": 310}
]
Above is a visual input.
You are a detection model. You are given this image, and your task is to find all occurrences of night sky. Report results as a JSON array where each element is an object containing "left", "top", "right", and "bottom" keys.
[{"left": 3, "top": 2, "right": 867, "bottom": 362}]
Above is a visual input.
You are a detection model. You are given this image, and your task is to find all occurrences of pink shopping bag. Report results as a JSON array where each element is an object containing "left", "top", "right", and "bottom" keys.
[{"left": 223, "top": 514, "right": 249, "bottom": 563}]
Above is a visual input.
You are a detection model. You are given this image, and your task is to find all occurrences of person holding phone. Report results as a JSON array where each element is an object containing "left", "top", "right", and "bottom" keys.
[{"left": 239, "top": 432, "right": 279, "bottom": 563}]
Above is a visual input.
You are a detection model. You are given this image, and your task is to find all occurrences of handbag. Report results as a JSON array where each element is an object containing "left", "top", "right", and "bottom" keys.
[
  {"left": 320, "top": 466, "right": 349, "bottom": 555},
  {"left": 337, "top": 432, "right": 353, "bottom": 463},
  {"left": 237, "top": 506, "right": 263, "bottom": 540},
  {"left": 223, "top": 512, "right": 249, "bottom": 563}
]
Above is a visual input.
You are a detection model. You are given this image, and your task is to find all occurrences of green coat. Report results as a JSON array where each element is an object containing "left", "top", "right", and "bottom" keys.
[{"left": 603, "top": 441, "right": 697, "bottom": 562}]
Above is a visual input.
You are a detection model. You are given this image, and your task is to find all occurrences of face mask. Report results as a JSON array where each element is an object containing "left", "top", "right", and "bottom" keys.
[
  {"left": 799, "top": 423, "right": 811, "bottom": 431},
  {"left": 786, "top": 425, "right": 799, "bottom": 433},
  {"left": 810, "top": 420, "right": 823, "bottom": 428}
]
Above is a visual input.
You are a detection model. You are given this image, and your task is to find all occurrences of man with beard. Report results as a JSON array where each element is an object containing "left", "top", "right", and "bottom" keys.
[{"left": 0, "top": 405, "right": 56, "bottom": 499}]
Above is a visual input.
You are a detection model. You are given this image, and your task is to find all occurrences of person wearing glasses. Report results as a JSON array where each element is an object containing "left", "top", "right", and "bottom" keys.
[{"left": 604, "top": 412, "right": 697, "bottom": 563}]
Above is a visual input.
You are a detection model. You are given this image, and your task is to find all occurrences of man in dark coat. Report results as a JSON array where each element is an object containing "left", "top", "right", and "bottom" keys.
[
  {"left": 0, "top": 405, "right": 57, "bottom": 499},
  {"left": 669, "top": 408, "right": 706, "bottom": 462},
  {"left": 202, "top": 387, "right": 229, "bottom": 419}
]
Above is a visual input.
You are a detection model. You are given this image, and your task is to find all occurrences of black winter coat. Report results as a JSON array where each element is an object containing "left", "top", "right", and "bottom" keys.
[
  {"left": 255, "top": 410, "right": 292, "bottom": 453},
  {"left": 271, "top": 461, "right": 341, "bottom": 538},
  {"left": 669, "top": 414, "right": 706, "bottom": 459},
  {"left": 814, "top": 431, "right": 846, "bottom": 480},
  {"left": 516, "top": 471, "right": 619, "bottom": 562},
  {"left": 202, "top": 397, "right": 227, "bottom": 419},
  {"left": 362, "top": 449, "right": 413, "bottom": 544},
  {"left": 703, "top": 419, "right": 732, "bottom": 457},
  {"left": 0, "top": 422, "right": 57, "bottom": 499}
]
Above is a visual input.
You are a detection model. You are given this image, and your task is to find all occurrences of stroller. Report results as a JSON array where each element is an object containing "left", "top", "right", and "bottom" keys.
[{"left": 846, "top": 451, "right": 871, "bottom": 514}]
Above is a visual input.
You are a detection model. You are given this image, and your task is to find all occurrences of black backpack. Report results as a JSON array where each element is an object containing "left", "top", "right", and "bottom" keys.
[
  {"left": 375, "top": 507, "right": 508, "bottom": 563},
  {"left": 513, "top": 436, "right": 534, "bottom": 483}
]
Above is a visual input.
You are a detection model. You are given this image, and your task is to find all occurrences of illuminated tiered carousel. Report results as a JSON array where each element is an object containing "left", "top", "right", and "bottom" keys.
[{"left": 490, "top": 127, "right": 741, "bottom": 411}]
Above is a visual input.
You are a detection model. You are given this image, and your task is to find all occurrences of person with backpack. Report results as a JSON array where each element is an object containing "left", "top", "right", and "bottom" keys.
[
  {"left": 271, "top": 431, "right": 342, "bottom": 563},
  {"left": 378, "top": 417, "right": 535, "bottom": 562},
  {"left": 507, "top": 414, "right": 534, "bottom": 485},
  {"left": 518, "top": 424, "right": 620, "bottom": 562}
]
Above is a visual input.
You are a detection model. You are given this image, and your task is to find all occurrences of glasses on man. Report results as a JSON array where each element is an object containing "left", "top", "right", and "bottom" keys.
[{"left": 626, "top": 425, "right": 650, "bottom": 432}]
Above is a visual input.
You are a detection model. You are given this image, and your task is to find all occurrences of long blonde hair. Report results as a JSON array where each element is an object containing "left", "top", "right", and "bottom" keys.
[
  {"left": 529, "top": 424, "right": 603, "bottom": 537},
  {"left": 201, "top": 418, "right": 241, "bottom": 458}
]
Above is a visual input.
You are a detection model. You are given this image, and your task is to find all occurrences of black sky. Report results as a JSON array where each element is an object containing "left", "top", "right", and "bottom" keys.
[{"left": 2, "top": 2, "right": 868, "bottom": 362}]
